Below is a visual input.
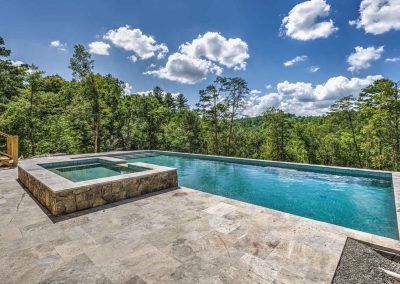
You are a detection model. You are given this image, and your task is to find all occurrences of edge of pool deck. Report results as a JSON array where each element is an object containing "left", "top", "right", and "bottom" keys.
[{"left": 19, "top": 150, "right": 400, "bottom": 246}]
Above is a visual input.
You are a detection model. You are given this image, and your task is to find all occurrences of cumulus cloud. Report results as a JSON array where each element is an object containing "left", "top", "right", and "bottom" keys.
[
  {"left": 347, "top": 46, "right": 384, "bottom": 72},
  {"left": 277, "top": 81, "right": 314, "bottom": 102},
  {"left": 104, "top": 25, "right": 168, "bottom": 60},
  {"left": 50, "top": 40, "right": 67, "bottom": 51},
  {"left": 179, "top": 32, "right": 249, "bottom": 70},
  {"left": 284, "top": 55, "right": 307, "bottom": 67},
  {"left": 265, "top": 84, "right": 272, "bottom": 89},
  {"left": 313, "top": 75, "right": 382, "bottom": 100},
  {"left": 144, "top": 52, "right": 222, "bottom": 84},
  {"left": 281, "top": 0, "right": 338, "bottom": 41},
  {"left": 88, "top": 41, "right": 110, "bottom": 55},
  {"left": 244, "top": 75, "right": 382, "bottom": 116},
  {"left": 145, "top": 32, "right": 249, "bottom": 84},
  {"left": 244, "top": 93, "right": 281, "bottom": 117},
  {"left": 309, "top": 66, "right": 320, "bottom": 72},
  {"left": 386, "top": 57, "right": 400, "bottom": 63},
  {"left": 350, "top": 0, "right": 400, "bottom": 35}
]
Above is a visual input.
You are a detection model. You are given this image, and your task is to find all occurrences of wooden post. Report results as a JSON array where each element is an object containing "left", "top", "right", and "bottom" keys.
[
  {"left": 5, "top": 134, "right": 18, "bottom": 166},
  {"left": 12, "top": 136, "right": 18, "bottom": 166}
]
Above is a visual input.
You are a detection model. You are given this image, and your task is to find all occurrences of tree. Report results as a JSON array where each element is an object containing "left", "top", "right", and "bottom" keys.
[
  {"left": 263, "top": 107, "right": 291, "bottom": 161},
  {"left": 152, "top": 86, "right": 164, "bottom": 103},
  {"left": 216, "top": 76, "right": 250, "bottom": 155},
  {"left": 69, "top": 44, "right": 101, "bottom": 152},
  {"left": 95, "top": 74, "right": 124, "bottom": 151},
  {"left": 329, "top": 95, "right": 363, "bottom": 167},
  {"left": 164, "top": 109, "right": 203, "bottom": 153},
  {"left": 197, "top": 85, "right": 227, "bottom": 154},
  {"left": 136, "top": 94, "right": 168, "bottom": 149},
  {"left": 164, "top": 92, "right": 176, "bottom": 114},
  {"left": 175, "top": 93, "right": 189, "bottom": 111},
  {"left": 26, "top": 66, "right": 44, "bottom": 156},
  {"left": 359, "top": 79, "right": 400, "bottom": 170},
  {"left": 0, "top": 36, "right": 26, "bottom": 112}
]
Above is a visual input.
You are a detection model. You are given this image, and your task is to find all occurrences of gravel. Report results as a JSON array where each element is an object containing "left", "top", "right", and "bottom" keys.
[{"left": 332, "top": 238, "right": 400, "bottom": 284}]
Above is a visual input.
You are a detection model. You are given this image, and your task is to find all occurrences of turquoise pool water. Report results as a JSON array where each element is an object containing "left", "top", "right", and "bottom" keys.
[
  {"left": 117, "top": 153, "right": 398, "bottom": 239},
  {"left": 48, "top": 163, "right": 147, "bottom": 182}
]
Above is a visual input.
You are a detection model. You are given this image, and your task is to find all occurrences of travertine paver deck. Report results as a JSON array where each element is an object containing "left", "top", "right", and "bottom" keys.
[{"left": 1, "top": 167, "right": 400, "bottom": 283}]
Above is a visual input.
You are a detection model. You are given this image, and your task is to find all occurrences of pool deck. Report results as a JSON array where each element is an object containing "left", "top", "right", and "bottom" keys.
[{"left": 2, "top": 155, "right": 400, "bottom": 283}]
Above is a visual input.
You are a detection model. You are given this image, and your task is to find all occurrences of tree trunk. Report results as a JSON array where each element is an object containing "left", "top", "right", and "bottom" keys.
[
  {"left": 213, "top": 96, "right": 218, "bottom": 155},
  {"left": 29, "top": 88, "right": 35, "bottom": 156},
  {"left": 348, "top": 113, "right": 362, "bottom": 168},
  {"left": 89, "top": 75, "right": 100, "bottom": 153}
]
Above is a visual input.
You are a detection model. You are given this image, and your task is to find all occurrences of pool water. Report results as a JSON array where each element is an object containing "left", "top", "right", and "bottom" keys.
[
  {"left": 49, "top": 163, "right": 147, "bottom": 182},
  {"left": 117, "top": 154, "right": 398, "bottom": 239}
]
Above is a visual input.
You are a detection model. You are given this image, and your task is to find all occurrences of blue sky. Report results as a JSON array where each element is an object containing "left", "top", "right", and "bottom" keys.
[{"left": 1, "top": 0, "right": 400, "bottom": 115}]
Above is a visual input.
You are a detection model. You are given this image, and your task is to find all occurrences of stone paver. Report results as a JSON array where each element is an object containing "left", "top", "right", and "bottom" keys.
[{"left": 1, "top": 168, "right": 400, "bottom": 283}]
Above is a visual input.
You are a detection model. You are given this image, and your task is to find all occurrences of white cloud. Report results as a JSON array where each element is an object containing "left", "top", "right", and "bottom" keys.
[
  {"left": 179, "top": 32, "right": 249, "bottom": 70},
  {"left": 284, "top": 55, "right": 307, "bottom": 67},
  {"left": 245, "top": 75, "right": 383, "bottom": 116},
  {"left": 128, "top": 55, "right": 137, "bottom": 63},
  {"left": 88, "top": 41, "right": 110, "bottom": 55},
  {"left": 386, "top": 57, "right": 400, "bottom": 63},
  {"left": 123, "top": 82, "right": 133, "bottom": 96},
  {"left": 347, "top": 46, "right": 384, "bottom": 72},
  {"left": 50, "top": 40, "right": 67, "bottom": 51},
  {"left": 309, "top": 66, "right": 320, "bottom": 72},
  {"left": 250, "top": 89, "right": 261, "bottom": 95},
  {"left": 145, "top": 32, "right": 249, "bottom": 84},
  {"left": 144, "top": 52, "right": 221, "bottom": 84},
  {"left": 281, "top": 0, "right": 338, "bottom": 41},
  {"left": 265, "top": 84, "right": 272, "bottom": 89},
  {"left": 104, "top": 25, "right": 168, "bottom": 60},
  {"left": 244, "top": 93, "right": 282, "bottom": 117},
  {"left": 147, "top": 63, "right": 157, "bottom": 70},
  {"left": 10, "top": 60, "right": 24, "bottom": 67},
  {"left": 313, "top": 75, "right": 382, "bottom": 100},
  {"left": 350, "top": 0, "right": 400, "bottom": 35},
  {"left": 277, "top": 81, "right": 315, "bottom": 102}
]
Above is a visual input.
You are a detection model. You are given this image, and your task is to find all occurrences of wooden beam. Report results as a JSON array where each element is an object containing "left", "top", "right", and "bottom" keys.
[{"left": 0, "top": 131, "right": 18, "bottom": 166}]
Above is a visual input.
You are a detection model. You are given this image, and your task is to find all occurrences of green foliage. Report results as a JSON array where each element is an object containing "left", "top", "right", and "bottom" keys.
[
  {"left": 1, "top": 36, "right": 400, "bottom": 171},
  {"left": 262, "top": 107, "right": 292, "bottom": 161},
  {"left": 0, "top": 36, "right": 27, "bottom": 111}
]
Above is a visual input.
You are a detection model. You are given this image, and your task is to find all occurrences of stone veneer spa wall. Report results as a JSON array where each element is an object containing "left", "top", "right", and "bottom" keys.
[{"left": 18, "top": 158, "right": 178, "bottom": 216}]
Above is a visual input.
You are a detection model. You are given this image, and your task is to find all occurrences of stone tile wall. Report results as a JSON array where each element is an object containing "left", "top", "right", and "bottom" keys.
[{"left": 18, "top": 166, "right": 177, "bottom": 216}]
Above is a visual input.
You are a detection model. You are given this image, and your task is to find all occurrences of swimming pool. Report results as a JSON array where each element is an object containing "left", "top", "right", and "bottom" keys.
[{"left": 111, "top": 152, "right": 398, "bottom": 239}]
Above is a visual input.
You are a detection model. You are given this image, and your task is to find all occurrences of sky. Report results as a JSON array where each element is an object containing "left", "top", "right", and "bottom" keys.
[{"left": 1, "top": 0, "right": 400, "bottom": 116}]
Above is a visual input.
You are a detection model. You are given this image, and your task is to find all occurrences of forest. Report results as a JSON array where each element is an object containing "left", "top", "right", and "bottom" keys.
[{"left": 1, "top": 36, "right": 400, "bottom": 171}]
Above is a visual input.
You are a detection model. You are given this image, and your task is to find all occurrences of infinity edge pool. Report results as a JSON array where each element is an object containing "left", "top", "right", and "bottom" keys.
[{"left": 109, "top": 150, "right": 400, "bottom": 240}]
